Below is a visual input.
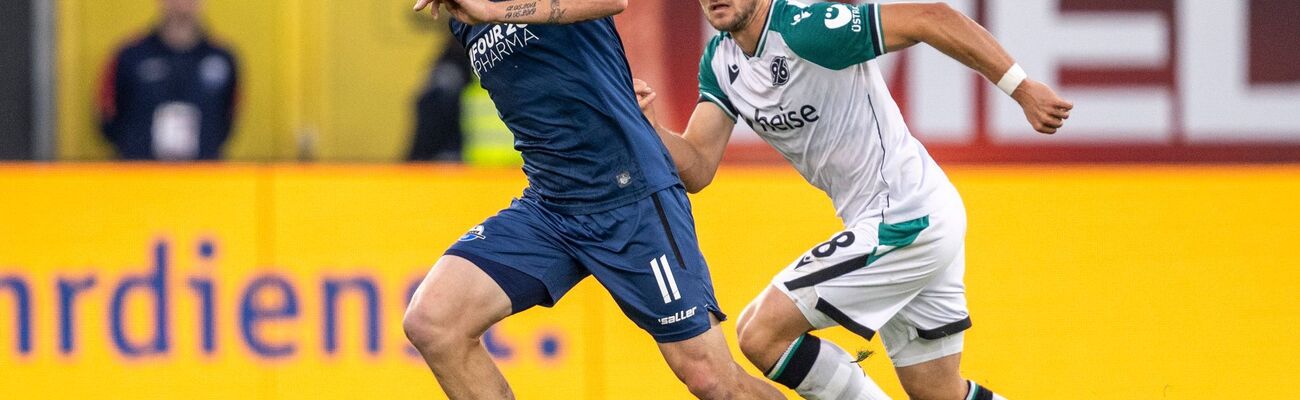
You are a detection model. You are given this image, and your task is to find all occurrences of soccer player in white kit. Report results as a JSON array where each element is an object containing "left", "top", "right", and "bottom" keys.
[{"left": 636, "top": 0, "right": 1073, "bottom": 399}]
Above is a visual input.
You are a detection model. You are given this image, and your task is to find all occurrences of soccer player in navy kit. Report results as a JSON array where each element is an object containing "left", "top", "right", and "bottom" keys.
[{"left": 401, "top": 0, "right": 784, "bottom": 398}]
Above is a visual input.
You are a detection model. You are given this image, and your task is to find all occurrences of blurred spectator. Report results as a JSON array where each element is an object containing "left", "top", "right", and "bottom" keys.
[
  {"left": 407, "top": 39, "right": 471, "bottom": 162},
  {"left": 98, "top": 0, "right": 239, "bottom": 161}
]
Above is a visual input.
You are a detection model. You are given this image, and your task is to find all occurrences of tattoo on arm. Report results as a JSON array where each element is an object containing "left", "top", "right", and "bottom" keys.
[
  {"left": 504, "top": 2, "right": 539, "bottom": 19},
  {"left": 546, "top": 0, "right": 567, "bottom": 23}
]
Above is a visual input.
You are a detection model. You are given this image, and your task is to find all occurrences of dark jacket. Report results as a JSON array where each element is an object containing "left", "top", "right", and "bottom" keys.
[{"left": 99, "top": 29, "right": 239, "bottom": 160}]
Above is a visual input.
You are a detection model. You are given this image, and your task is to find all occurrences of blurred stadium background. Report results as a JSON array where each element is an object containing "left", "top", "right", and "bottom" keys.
[{"left": 1, "top": 0, "right": 1298, "bottom": 398}]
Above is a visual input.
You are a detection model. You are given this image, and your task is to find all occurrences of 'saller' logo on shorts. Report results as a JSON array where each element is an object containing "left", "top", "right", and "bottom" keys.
[
  {"left": 459, "top": 225, "right": 487, "bottom": 242},
  {"left": 659, "top": 306, "right": 698, "bottom": 326}
]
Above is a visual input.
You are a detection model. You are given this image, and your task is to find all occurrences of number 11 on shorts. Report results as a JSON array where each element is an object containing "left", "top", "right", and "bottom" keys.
[{"left": 650, "top": 255, "right": 681, "bottom": 303}]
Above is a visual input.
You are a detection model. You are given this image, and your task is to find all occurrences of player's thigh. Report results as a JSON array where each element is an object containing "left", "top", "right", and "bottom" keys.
[
  {"left": 894, "top": 353, "right": 967, "bottom": 400},
  {"left": 406, "top": 255, "right": 512, "bottom": 336},
  {"left": 445, "top": 198, "right": 589, "bottom": 314},
  {"left": 409, "top": 200, "right": 585, "bottom": 333},
  {"left": 894, "top": 352, "right": 966, "bottom": 400}
]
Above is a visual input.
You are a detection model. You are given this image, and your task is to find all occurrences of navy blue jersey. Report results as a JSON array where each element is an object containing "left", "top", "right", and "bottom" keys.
[
  {"left": 450, "top": 18, "right": 679, "bottom": 214},
  {"left": 99, "top": 30, "right": 239, "bottom": 160}
]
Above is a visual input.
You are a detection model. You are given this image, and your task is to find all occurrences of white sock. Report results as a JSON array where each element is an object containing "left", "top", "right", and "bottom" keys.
[{"left": 767, "top": 334, "right": 890, "bottom": 400}]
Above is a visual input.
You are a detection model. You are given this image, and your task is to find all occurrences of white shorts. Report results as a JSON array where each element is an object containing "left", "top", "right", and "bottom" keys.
[{"left": 774, "top": 201, "right": 971, "bottom": 367}]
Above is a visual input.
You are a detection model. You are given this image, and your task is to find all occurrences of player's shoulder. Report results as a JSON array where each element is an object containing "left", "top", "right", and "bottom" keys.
[
  {"left": 703, "top": 32, "right": 734, "bottom": 56},
  {"left": 770, "top": 0, "right": 870, "bottom": 35},
  {"left": 700, "top": 32, "right": 735, "bottom": 67},
  {"left": 448, "top": 19, "right": 474, "bottom": 44},
  {"left": 767, "top": 0, "right": 827, "bottom": 32},
  {"left": 772, "top": 0, "right": 884, "bottom": 70}
]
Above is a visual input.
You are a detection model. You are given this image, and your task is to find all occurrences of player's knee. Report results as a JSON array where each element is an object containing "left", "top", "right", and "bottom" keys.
[
  {"left": 917, "top": 2, "right": 962, "bottom": 25},
  {"left": 400, "top": 307, "right": 438, "bottom": 349},
  {"left": 736, "top": 299, "right": 758, "bottom": 333},
  {"left": 736, "top": 323, "right": 773, "bottom": 367},
  {"left": 735, "top": 304, "right": 782, "bottom": 369},
  {"left": 898, "top": 370, "right": 966, "bottom": 400},
  {"left": 402, "top": 303, "right": 464, "bottom": 356},
  {"left": 678, "top": 363, "right": 729, "bottom": 399}
]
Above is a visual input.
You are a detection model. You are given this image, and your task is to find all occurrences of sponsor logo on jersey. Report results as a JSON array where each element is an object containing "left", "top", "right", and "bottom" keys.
[
  {"left": 728, "top": 64, "right": 741, "bottom": 84},
  {"left": 825, "top": 3, "right": 863, "bottom": 32},
  {"left": 459, "top": 225, "right": 487, "bottom": 242},
  {"left": 793, "top": 11, "right": 813, "bottom": 25},
  {"left": 658, "top": 306, "right": 698, "bottom": 326},
  {"left": 468, "top": 24, "right": 540, "bottom": 77},
  {"left": 789, "top": 0, "right": 812, "bottom": 24},
  {"left": 745, "top": 105, "right": 821, "bottom": 133},
  {"left": 771, "top": 56, "right": 790, "bottom": 87}
]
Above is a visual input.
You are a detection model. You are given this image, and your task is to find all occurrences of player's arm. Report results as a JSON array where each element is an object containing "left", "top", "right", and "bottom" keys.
[
  {"left": 878, "top": 3, "right": 1072, "bottom": 134},
  {"left": 414, "top": 0, "right": 626, "bottom": 25},
  {"left": 635, "top": 79, "right": 735, "bottom": 194}
]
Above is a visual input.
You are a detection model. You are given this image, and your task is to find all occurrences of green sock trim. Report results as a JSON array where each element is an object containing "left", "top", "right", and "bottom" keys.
[
  {"left": 966, "top": 381, "right": 980, "bottom": 400},
  {"left": 766, "top": 335, "right": 805, "bottom": 380}
]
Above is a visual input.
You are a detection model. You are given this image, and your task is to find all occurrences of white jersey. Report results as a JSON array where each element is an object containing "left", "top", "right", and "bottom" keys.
[{"left": 699, "top": 0, "right": 958, "bottom": 226}]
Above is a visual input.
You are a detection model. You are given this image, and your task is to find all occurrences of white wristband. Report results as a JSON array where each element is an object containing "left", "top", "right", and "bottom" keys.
[{"left": 997, "top": 63, "right": 1027, "bottom": 97}]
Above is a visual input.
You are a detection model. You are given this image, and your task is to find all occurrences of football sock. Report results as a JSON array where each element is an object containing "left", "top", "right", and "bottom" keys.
[
  {"left": 766, "top": 334, "right": 889, "bottom": 400},
  {"left": 966, "top": 380, "right": 1007, "bottom": 400}
]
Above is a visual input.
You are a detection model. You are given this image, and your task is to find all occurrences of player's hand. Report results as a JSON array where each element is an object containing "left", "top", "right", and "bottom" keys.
[
  {"left": 1012, "top": 79, "right": 1073, "bottom": 135},
  {"left": 441, "top": 0, "right": 501, "bottom": 25},
  {"left": 413, "top": 0, "right": 445, "bottom": 19},
  {"left": 633, "top": 79, "right": 662, "bottom": 130}
]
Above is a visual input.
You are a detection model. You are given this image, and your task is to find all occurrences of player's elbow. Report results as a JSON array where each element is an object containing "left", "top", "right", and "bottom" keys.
[
  {"left": 684, "top": 175, "right": 713, "bottom": 194},
  {"left": 604, "top": 0, "right": 628, "bottom": 14},
  {"left": 916, "top": 2, "right": 960, "bottom": 22},
  {"left": 903, "top": 3, "right": 964, "bottom": 41}
]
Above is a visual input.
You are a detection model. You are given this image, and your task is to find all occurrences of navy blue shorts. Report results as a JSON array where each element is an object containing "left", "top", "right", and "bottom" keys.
[{"left": 446, "top": 186, "right": 725, "bottom": 343}]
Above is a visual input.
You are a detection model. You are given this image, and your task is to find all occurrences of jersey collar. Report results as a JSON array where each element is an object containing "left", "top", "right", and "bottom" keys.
[{"left": 745, "top": 0, "right": 778, "bottom": 59}]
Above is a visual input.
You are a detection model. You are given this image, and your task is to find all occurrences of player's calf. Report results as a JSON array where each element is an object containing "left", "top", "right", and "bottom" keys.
[
  {"left": 659, "top": 324, "right": 786, "bottom": 400},
  {"left": 668, "top": 356, "right": 728, "bottom": 399},
  {"left": 895, "top": 353, "right": 1007, "bottom": 400},
  {"left": 901, "top": 379, "right": 1006, "bottom": 400}
]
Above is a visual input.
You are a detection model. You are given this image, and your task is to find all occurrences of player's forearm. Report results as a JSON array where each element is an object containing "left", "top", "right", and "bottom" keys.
[
  {"left": 883, "top": 3, "right": 1015, "bottom": 85},
  {"left": 656, "top": 128, "right": 715, "bottom": 193},
  {"left": 489, "top": 0, "right": 626, "bottom": 24}
]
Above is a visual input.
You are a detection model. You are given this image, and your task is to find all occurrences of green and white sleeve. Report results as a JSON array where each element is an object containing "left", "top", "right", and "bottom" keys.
[
  {"left": 698, "top": 35, "right": 739, "bottom": 121},
  {"left": 781, "top": 2, "right": 886, "bottom": 70}
]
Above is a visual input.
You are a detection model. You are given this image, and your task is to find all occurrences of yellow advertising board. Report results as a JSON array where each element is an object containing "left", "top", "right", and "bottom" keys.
[{"left": 1, "top": 165, "right": 1299, "bottom": 399}]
